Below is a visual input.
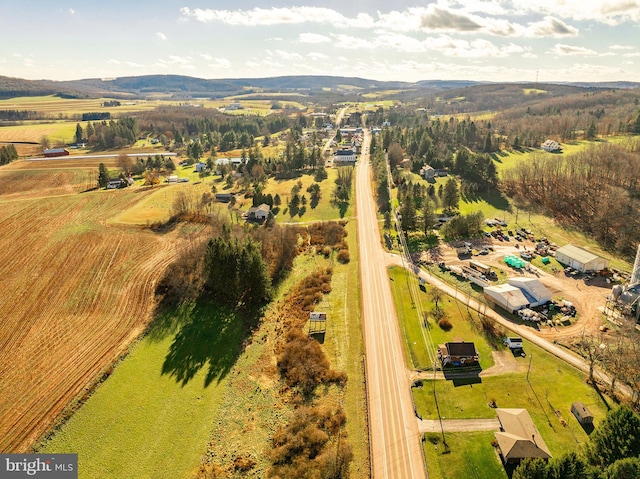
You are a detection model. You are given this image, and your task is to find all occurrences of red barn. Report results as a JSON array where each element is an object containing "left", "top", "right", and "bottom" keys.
[{"left": 43, "top": 148, "right": 69, "bottom": 157}]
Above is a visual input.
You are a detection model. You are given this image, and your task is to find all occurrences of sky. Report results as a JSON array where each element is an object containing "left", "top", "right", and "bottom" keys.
[{"left": 1, "top": 0, "right": 639, "bottom": 83}]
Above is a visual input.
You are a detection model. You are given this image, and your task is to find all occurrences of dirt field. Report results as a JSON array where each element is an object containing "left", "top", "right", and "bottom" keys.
[
  {"left": 0, "top": 159, "right": 184, "bottom": 452},
  {"left": 433, "top": 236, "right": 613, "bottom": 342}
]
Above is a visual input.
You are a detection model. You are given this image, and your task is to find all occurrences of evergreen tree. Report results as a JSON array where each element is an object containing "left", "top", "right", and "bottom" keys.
[
  {"left": 98, "top": 163, "right": 110, "bottom": 188},
  {"left": 442, "top": 178, "right": 460, "bottom": 213},
  {"left": 586, "top": 405, "right": 640, "bottom": 468},
  {"left": 75, "top": 123, "right": 84, "bottom": 144}
]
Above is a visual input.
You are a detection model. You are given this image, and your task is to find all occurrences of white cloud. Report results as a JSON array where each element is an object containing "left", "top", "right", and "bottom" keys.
[
  {"left": 107, "top": 59, "right": 121, "bottom": 65},
  {"left": 549, "top": 43, "right": 598, "bottom": 56},
  {"left": 610, "top": 44, "right": 635, "bottom": 50},
  {"left": 299, "top": 33, "right": 331, "bottom": 44},
  {"left": 156, "top": 32, "right": 167, "bottom": 41},
  {"left": 273, "top": 50, "right": 303, "bottom": 61},
  {"left": 208, "top": 58, "right": 231, "bottom": 69},
  {"left": 69, "top": 8, "right": 75, "bottom": 15},
  {"left": 504, "top": 0, "right": 640, "bottom": 25},
  {"left": 525, "top": 16, "right": 579, "bottom": 37},
  {"left": 180, "top": 6, "right": 374, "bottom": 28},
  {"left": 156, "top": 55, "right": 194, "bottom": 68},
  {"left": 307, "top": 52, "right": 329, "bottom": 61},
  {"left": 200, "top": 53, "right": 213, "bottom": 61},
  {"left": 331, "top": 34, "right": 376, "bottom": 50},
  {"left": 624, "top": 52, "right": 640, "bottom": 57}
]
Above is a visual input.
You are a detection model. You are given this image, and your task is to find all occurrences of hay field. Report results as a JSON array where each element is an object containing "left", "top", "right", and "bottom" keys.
[
  {"left": 0, "top": 95, "right": 165, "bottom": 116},
  {"left": 0, "top": 162, "right": 185, "bottom": 452}
]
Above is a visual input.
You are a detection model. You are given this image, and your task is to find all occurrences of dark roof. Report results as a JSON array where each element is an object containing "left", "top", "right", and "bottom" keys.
[
  {"left": 446, "top": 342, "right": 477, "bottom": 357},
  {"left": 571, "top": 402, "right": 594, "bottom": 418}
]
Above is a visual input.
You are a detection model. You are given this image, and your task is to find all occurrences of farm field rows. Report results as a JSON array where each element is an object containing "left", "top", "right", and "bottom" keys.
[{"left": 0, "top": 164, "right": 186, "bottom": 452}]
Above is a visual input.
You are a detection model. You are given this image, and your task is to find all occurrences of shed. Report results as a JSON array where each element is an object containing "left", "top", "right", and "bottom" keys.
[
  {"left": 420, "top": 164, "right": 435, "bottom": 180},
  {"left": 215, "top": 193, "right": 234, "bottom": 203},
  {"left": 508, "top": 277, "right": 552, "bottom": 307},
  {"left": 194, "top": 162, "right": 207, "bottom": 172},
  {"left": 504, "top": 337, "right": 523, "bottom": 350},
  {"left": 484, "top": 284, "right": 530, "bottom": 313},
  {"left": 43, "top": 148, "right": 69, "bottom": 157},
  {"left": 571, "top": 402, "right": 594, "bottom": 425},
  {"left": 555, "top": 244, "right": 609, "bottom": 273},
  {"left": 495, "top": 408, "right": 552, "bottom": 464},
  {"left": 438, "top": 342, "right": 479, "bottom": 366}
]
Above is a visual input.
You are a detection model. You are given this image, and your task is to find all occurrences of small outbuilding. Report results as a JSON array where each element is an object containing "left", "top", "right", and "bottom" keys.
[
  {"left": 495, "top": 408, "right": 552, "bottom": 464},
  {"left": 43, "top": 148, "right": 69, "bottom": 157},
  {"left": 504, "top": 337, "right": 523, "bottom": 350},
  {"left": 541, "top": 140, "right": 561, "bottom": 152},
  {"left": 215, "top": 193, "right": 234, "bottom": 203},
  {"left": 420, "top": 164, "right": 435, "bottom": 180},
  {"left": 571, "top": 402, "right": 594, "bottom": 425},
  {"left": 438, "top": 342, "right": 479, "bottom": 366},
  {"left": 555, "top": 244, "right": 609, "bottom": 273}
]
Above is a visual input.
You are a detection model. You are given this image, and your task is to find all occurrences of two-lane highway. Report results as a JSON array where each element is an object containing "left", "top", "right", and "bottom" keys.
[{"left": 356, "top": 130, "right": 426, "bottom": 478}]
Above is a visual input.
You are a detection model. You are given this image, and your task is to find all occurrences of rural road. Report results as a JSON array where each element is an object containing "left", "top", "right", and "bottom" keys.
[{"left": 357, "top": 130, "right": 427, "bottom": 479}]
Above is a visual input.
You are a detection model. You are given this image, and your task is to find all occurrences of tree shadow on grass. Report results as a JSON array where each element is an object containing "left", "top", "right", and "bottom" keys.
[{"left": 159, "top": 302, "right": 244, "bottom": 387}]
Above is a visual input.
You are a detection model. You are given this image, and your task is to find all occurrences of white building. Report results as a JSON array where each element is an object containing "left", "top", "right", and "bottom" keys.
[
  {"left": 484, "top": 284, "right": 530, "bottom": 313},
  {"left": 507, "top": 278, "right": 552, "bottom": 307},
  {"left": 334, "top": 148, "right": 356, "bottom": 165},
  {"left": 555, "top": 244, "right": 609, "bottom": 273},
  {"left": 541, "top": 140, "right": 561, "bottom": 152}
]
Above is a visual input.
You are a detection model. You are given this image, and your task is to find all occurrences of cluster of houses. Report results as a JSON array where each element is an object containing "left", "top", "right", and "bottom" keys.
[{"left": 332, "top": 127, "right": 363, "bottom": 166}]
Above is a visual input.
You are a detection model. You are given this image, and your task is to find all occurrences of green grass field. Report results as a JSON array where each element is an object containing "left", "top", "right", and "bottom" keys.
[
  {"left": 389, "top": 266, "right": 495, "bottom": 371},
  {"left": 260, "top": 168, "right": 355, "bottom": 223},
  {"left": 423, "top": 432, "right": 508, "bottom": 479},
  {"left": 40, "top": 302, "right": 244, "bottom": 479}
]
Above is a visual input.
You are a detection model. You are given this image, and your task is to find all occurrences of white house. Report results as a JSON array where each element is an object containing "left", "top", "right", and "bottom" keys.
[
  {"left": 420, "top": 164, "right": 435, "bottom": 180},
  {"left": 247, "top": 203, "right": 270, "bottom": 222},
  {"left": 541, "top": 140, "right": 561, "bottom": 152},
  {"left": 555, "top": 244, "right": 609, "bottom": 273},
  {"left": 334, "top": 148, "right": 356, "bottom": 165},
  {"left": 194, "top": 162, "right": 207, "bottom": 172}
]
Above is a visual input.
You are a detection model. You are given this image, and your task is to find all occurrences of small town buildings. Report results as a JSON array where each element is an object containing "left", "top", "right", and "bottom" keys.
[
  {"left": 43, "top": 148, "right": 69, "bottom": 157},
  {"left": 541, "top": 140, "right": 561, "bottom": 152},
  {"left": 571, "top": 402, "right": 594, "bottom": 425},
  {"left": 484, "top": 284, "right": 530, "bottom": 313},
  {"left": 246, "top": 203, "right": 270, "bottom": 222},
  {"left": 555, "top": 244, "right": 609, "bottom": 273},
  {"left": 438, "top": 342, "right": 479, "bottom": 366},
  {"left": 495, "top": 408, "right": 552, "bottom": 464},
  {"left": 507, "top": 277, "right": 552, "bottom": 307}
]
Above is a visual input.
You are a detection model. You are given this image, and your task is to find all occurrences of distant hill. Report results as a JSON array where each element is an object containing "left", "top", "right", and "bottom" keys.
[{"left": 0, "top": 74, "right": 638, "bottom": 101}]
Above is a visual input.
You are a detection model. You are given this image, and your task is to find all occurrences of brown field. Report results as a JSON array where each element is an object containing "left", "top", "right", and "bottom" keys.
[{"left": 0, "top": 159, "right": 185, "bottom": 452}]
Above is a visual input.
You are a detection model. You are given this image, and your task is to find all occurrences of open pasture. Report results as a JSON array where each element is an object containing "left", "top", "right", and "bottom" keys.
[
  {"left": 0, "top": 95, "right": 165, "bottom": 116},
  {"left": 0, "top": 165, "right": 184, "bottom": 452}
]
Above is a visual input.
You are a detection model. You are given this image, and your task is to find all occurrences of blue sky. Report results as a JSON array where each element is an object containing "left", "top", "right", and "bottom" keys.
[{"left": 1, "top": 1, "right": 639, "bottom": 82}]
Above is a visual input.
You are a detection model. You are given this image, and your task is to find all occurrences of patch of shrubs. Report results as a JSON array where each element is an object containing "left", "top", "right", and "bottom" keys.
[
  {"left": 268, "top": 405, "right": 353, "bottom": 478},
  {"left": 438, "top": 318, "right": 453, "bottom": 331},
  {"left": 278, "top": 329, "right": 347, "bottom": 396}
]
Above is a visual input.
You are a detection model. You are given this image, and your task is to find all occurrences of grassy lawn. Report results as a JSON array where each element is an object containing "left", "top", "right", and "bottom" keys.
[
  {"left": 423, "top": 432, "right": 507, "bottom": 479},
  {"left": 40, "top": 302, "right": 244, "bottom": 479},
  {"left": 389, "top": 266, "right": 495, "bottom": 371},
  {"left": 413, "top": 338, "right": 612, "bottom": 458},
  {"left": 262, "top": 168, "right": 354, "bottom": 223}
]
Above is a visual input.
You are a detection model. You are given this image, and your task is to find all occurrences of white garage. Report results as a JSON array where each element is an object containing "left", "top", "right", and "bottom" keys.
[
  {"left": 555, "top": 244, "right": 609, "bottom": 273},
  {"left": 484, "top": 284, "right": 530, "bottom": 313},
  {"left": 508, "top": 277, "right": 552, "bottom": 307}
]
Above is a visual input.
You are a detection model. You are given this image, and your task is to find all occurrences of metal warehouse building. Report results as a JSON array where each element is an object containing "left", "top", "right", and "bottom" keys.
[
  {"left": 508, "top": 277, "right": 552, "bottom": 307},
  {"left": 484, "top": 284, "right": 530, "bottom": 313},
  {"left": 555, "top": 244, "right": 609, "bottom": 273}
]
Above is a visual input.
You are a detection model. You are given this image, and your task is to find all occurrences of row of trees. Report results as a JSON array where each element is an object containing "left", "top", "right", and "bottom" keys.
[
  {"left": 514, "top": 405, "right": 640, "bottom": 479},
  {"left": 75, "top": 117, "right": 139, "bottom": 150}
]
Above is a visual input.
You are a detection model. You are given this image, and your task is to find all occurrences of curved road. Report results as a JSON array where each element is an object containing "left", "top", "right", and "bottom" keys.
[{"left": 357, "top": 130, "right": 427, "bottom": 478}]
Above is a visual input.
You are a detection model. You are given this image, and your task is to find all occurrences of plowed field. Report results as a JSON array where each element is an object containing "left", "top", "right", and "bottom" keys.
[{"left": 0, "top": 159, "right": 181, "bottom": 452}]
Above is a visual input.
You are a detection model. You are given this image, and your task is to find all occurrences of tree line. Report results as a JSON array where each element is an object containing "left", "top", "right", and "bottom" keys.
[
  {"left": 0, "top": 144, "right": 18, "bottom": 165},
  {"left": 502, "top": 140, "right": 640, "bottom": 257}
]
